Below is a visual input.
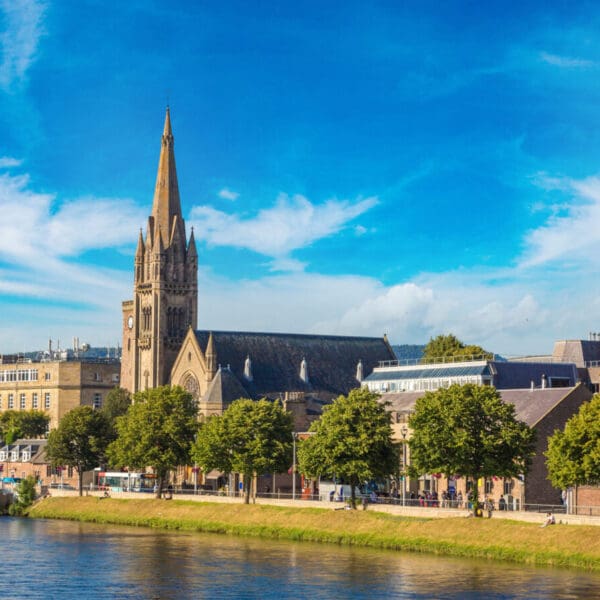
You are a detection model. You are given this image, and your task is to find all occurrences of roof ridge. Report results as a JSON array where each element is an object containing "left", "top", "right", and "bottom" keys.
[{"left": 194, "top": 329, "right": 384, "bottom": 341}]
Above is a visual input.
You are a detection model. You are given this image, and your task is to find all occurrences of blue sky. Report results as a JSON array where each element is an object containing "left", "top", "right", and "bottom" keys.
[{"left": 2, "top": 1, "right": 600, "bottom": 355}]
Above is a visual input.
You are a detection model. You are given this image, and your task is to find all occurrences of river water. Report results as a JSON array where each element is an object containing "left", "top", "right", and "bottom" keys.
[{"left": 2, "top": 517, "right": 599, "bottom": 599}]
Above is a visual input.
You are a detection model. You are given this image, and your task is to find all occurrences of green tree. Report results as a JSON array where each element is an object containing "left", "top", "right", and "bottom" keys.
[
  {"left": 192, "top": 398, "right": 293, "bottom": 504},
  {"left": 101, "top": 387, "right": 131, "bottom": 425},
  {"left": 409, "top": 384, "right": 535, "bottom": 512},
  {"left": 298, "top": 388, "right": 398, "bottom": 509},
  {"left": 8, "top": 475, "right": 37, "bottom": 516},
  {"left": 422, "top": 334, "right": 492, "bottom": 362},
  {"left": 107, "top": 386, "right": 198, "bottom": 498},
  {"left": 0, "top": 410, "right": 50, "bottom": 443},
  {"left": 101, "top": 387, "right": 132, "bottom": 441},
  {"left": 546, "top": 394, "right": 600, "bottom": 489},
  {"left": 46, "top": 406, "right": 112, "bottom": 496}
]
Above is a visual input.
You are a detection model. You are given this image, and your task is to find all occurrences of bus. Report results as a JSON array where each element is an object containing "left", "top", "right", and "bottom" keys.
[{"left": 96, "top": 472, "right": 157, "bottom": 492}]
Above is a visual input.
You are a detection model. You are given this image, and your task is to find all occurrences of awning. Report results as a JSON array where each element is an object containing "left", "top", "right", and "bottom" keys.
[{"left": 205, "top": 470, "right": 225, "bottom": 480}]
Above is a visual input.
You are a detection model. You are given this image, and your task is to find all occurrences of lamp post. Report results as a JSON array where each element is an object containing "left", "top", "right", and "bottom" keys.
[
  {"left": 292, "top": 432, "right": 297, "bottom": 501},
  {"left": 401, "top": 425, "right": 408, "bottom": 506},
  {"left": 192, "top": 465, "right": 199, "bottom": 494}
]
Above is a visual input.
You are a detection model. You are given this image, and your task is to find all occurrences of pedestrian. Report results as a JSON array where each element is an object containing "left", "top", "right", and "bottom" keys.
[
  {"left": 498, "top": 494, "right": 506, "bottom": 511},
  {"left": 485, "top": 497, "right": 494, "bottom": 518},
  {"left": 457, "top": 491, "right": 463, "bottom": 509},
  {"left": 361, "top": 496, "right": 368, "bottom": 511}
]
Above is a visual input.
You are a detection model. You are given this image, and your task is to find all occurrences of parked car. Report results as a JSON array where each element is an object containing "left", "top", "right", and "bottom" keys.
[{"left": 49, "top": 482, "right": 75, "bottom": 490}]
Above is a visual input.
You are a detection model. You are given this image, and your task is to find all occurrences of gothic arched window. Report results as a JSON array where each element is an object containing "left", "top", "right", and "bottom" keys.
[{"left": 182, "top": 373, "right": 200, "bottom": 401}]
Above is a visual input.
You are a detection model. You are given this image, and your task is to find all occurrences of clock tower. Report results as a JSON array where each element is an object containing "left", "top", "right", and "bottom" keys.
[{"left": 120, "top": 108, "right": 198, "bottom": 392}]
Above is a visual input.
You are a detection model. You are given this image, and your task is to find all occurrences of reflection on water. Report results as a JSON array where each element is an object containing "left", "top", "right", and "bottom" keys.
[{"left": 1, "top": 517, "right": 599, "bottom": 599}]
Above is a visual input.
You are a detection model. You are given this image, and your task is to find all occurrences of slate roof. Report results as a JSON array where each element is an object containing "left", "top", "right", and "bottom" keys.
[
  {"left": 203, "top": 366, "right": 252, "bottom": 406},
  {"left": 194, "top": 330, "right": 395, "bottom": 398},
  {"left": 490, "top": 361, "right": 578, "bottom": 389},
  {"left": 383, "top": 386, "right": 589, "bottom": 427},
  {"left": 1, "top": 439, "right": 47, "bottom": 462}
]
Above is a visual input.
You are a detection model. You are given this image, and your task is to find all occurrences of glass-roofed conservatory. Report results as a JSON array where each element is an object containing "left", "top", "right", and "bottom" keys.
[{"left": 363, "top": 360, "right": 492, "bottom": 393}]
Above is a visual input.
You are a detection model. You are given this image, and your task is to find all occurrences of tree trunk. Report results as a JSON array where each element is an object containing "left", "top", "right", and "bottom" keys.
[
  {"left": 78, "top": 467, "right": 83, "bottom": 497},
  {"left": 471, "top": 475, "right": 480, "bottom": 516},
  {"left": 243, "top": 474, "right": 251, "bottom": 504},
  {"left": 350, "top": 476, "right": 357, "bottom": 509},
  {"left": 156, "top": 474, "right": 164, "bottom": 499}
]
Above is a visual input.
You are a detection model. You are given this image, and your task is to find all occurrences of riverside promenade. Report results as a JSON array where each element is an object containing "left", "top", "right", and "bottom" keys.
[{"left": 48, "top": 488, "right": 600, "bottom": 527}]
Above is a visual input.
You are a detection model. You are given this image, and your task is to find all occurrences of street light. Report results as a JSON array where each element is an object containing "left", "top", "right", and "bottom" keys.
[
  {"left": 292, "top": 432, "right": 298, "bottom": 501},
  {"left": 401, "top": 425, "right": 408, "bottom": 506},
  {"left": 192, "top": 465, "right": 199, "bottom": 494}
]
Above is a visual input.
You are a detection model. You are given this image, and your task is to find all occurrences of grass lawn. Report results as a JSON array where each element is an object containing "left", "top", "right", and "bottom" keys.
[{"left": 27, "top": 497, "right": 600, "bottom": 571}]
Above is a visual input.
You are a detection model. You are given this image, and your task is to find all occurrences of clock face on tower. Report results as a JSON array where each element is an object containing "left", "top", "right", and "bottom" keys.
[{"left": 127, "top": 316, "right": 134, "bottom": 329}]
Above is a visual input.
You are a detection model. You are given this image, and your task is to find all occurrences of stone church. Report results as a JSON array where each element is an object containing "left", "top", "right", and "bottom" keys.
[{"left": 121, "top": 109, "right": 396, "bottom": 426}]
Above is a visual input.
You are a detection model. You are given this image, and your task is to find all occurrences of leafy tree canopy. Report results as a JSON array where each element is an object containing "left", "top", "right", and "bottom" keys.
[
  {"left": 298, "top": 387, "right": 398, "bottom": 508},
  {"left": 408, "top": 384, "right": 535, "bottom": 506},
  {"left": 192, "top": 398, "right": 293, "bottom": 504},
  {"left": 422, "top": 334, "right": 492, "bottom": 362},
  {"left": 0, "top": 410, "right": 50, "bottom": 443},
  {"left": 101, "top": 387, "right": 132, "bottom": 427},
  {"left": 8, "top": 475, "right": 37, "bottom": 516},
  {"left": 107, "top": 386, "right": 198, "bottom": 497},
  {"left": 46, "top": 406, "right": 112, "bottom": 496},
  {"left": 546, "top": 393, "right": 600, "bottom": 489}
]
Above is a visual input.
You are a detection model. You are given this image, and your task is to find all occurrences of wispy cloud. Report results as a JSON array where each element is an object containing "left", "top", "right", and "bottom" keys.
[
  {"left": 520, "top": 174, "right": 600, "bottom": 267},
  {"left": 0, "top": 0, "right": 47, "bottom": 90},
  {"left": 0, "top": 171, "right": 145, "bottom": 307},
  {"left": 218, "top": 187, "right": 239, "bottom": 201},
  {"left": 0, "top": 156, "right": 22, "bottom": 168},
  {"left": 539, "top": 51, "right": 595, "bottom": 69},
  {"left": 190, "top": 193, "right": 378, "bottom": 270}
]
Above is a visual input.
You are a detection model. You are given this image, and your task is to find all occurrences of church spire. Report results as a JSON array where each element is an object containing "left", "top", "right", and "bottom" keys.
[{"left": 150, "top": 107, "right": 185, "bottom": 248}]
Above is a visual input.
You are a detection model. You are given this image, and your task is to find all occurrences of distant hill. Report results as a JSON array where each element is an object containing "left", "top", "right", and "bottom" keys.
[{"left": 392, "top": 344, "right": 425, "bottom": 361}]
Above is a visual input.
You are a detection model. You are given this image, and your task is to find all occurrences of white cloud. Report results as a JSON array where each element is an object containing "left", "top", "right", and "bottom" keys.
[
  {"left": 539, "top": 52, "right": 595, "bottom": 69},
  {"left": 0, "top": 173, "right": 146, "bottom": 264},
  {"left": 0, "top": 0, "right": 47, "bottom": 90},
  {"left": 0, "top": 156, "right": 22, "bottom": 168},
  {"left": 193, "top": 264, "right": 565, "bottom": 357},
  {"left": 0, "top": 171, "right": 144, "bottom": 313},
  {"left": 190, "top": 193, "right": 378, "bottom": 267},
  {"left": 218, "top": 188, "right": 239, "bottom": 201},
  {"left": 520, "top": 175, "right": 600, "bottom": 267}
]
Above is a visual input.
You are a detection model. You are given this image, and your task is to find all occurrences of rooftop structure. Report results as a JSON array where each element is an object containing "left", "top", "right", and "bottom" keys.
[{"left": 364, "top": 357, "right": 578, "bottom": 395}]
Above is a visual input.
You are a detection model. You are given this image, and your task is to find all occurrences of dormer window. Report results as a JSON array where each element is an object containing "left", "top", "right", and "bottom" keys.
[
  {"left": 11, "top": 451, "right": 19, "bottom": 461},
  {"left": 21, "top": 451, "right": 30, "bottom": 461}
]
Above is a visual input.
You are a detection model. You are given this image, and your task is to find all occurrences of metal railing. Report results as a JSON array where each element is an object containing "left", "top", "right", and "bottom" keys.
[{"left": 378, "top": 354, "right": 494, "bottom": 369}]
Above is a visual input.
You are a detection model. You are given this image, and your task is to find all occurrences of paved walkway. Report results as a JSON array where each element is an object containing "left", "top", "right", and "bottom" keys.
[{"left": 50, "top": 489, "right": 600, "bottom": 526}]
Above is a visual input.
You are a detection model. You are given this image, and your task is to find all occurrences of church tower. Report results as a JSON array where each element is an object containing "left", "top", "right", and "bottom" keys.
[{"left": 121, "top": 108, "right": 198, "bottom": 392}]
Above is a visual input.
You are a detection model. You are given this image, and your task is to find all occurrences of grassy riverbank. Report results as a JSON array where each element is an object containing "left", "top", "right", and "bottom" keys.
[{"left": 28, "top": 497, "right": 600, "bottom": 571}]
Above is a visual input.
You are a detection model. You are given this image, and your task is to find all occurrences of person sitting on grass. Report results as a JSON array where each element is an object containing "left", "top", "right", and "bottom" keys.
[{"left": 540, "top": 512, "right": 555, "bottom": 527}]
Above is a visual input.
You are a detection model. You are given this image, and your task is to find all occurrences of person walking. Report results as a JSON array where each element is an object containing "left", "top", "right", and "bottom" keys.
[{"left": 498, "top": 494, "right": 506, "bottom": 511}]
